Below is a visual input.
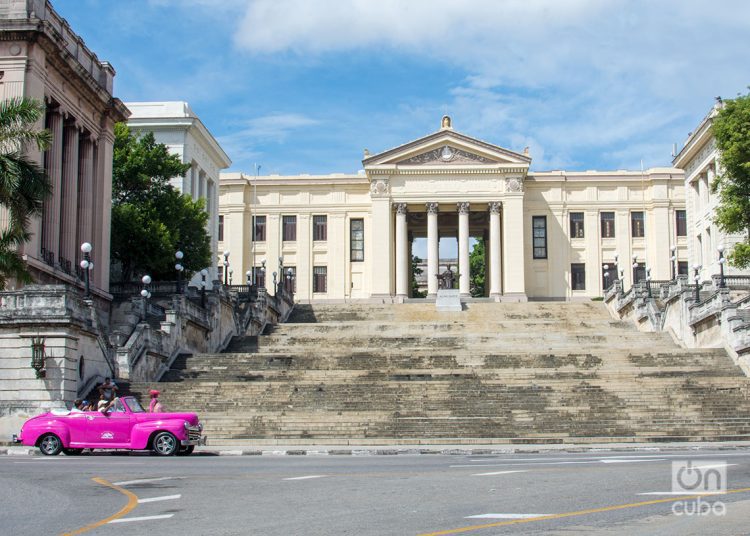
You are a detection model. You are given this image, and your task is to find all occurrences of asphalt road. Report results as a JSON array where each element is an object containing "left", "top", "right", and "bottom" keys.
[{"left": 2, "top": 449, "right": 750, "bottom": 535}]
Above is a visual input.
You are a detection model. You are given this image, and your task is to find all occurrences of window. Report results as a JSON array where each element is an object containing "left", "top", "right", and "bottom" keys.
[
  {"left": 313, "top": 215, "right": 327, "bottom": 241},
  {"left": 602, "top": 263, "right": 614, "bottom": 290},
  {"left": 678, "top": 261, "right": 688, "bottom": 276},
  {"left": 533, "top": 216, "right": 547, "bottom": 259},
  {"left": 571, "top": 263, "right": 586, "bottom": 290},
  {"left": 282, "top": 215, "right": 297, "bottom": 241},
  {"left": 570, "top": 212, "right": 584, "bottom": 238},
  {"left": 253, "top": 216, "right": 266, "bottom": 242},
  {"left": 676, "top": 210, "right": 687, "bottom": 237},
  {"left": 218, "top": 215, "right": 224, "bottom": 241},
  {"left": 632, "top": 262, "right": 646, "bottom": 284},
  {"left": 313, "top": 266, "right": 327, "bottom": 293},
  {"left": 631, "top": 212, "right": 645, "bottom": 238},
  {"left": 351, "top": 219, "right": 364, "bottom": 262},
  {"left": 601, "top": 212, "right": 615, "bottom": 238},
  {"left": 283, "top": 266, "right": 296, "bottom": 293},
  {"left": 253, "top": 266, "right": 266, "bottom": 288}
]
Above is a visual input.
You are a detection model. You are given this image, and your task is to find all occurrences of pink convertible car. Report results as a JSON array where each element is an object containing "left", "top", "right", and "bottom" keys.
[{"left": 12, "top": 396, "right": 205, "bottom": 456}]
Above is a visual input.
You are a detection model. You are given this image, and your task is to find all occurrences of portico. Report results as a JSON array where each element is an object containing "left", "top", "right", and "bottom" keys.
[{"left": 364, "top": 116, "right": 530, "bottom": 301}]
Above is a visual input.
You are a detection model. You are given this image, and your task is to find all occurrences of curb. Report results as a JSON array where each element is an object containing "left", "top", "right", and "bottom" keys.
[{"left": 4, "top": 443, "right": 750, "bottom": 457}]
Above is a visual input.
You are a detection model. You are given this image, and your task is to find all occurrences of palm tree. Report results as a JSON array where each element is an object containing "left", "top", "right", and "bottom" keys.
[{"left": 0, "top": 97, "right": 52, "bottom": 289}]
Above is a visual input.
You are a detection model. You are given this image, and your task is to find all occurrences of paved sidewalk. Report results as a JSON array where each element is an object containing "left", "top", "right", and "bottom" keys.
[{"left": 4, "top": 440, "right": 750, "bottom": 456}]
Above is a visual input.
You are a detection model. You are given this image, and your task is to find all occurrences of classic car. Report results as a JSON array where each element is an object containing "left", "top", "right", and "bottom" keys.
[{"left": 12, "top": 396, "right": 205, "bottom": 456}]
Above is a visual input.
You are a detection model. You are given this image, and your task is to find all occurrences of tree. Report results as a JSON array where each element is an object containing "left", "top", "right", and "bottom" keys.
[
  {"left": 411, "top": 254, "right": 426, "bottom": 298},
  {"left": 469, "top": 238, "right": 486, "bottom": 297},
  {"left": 111, "top": 123, "right": 210, "bottom": 281},
  {"left": 0, "top": 98, "right": 52, "bottom": 289},
  {"left": 712, "top": 91, "right": 750, "bottom": 268}
]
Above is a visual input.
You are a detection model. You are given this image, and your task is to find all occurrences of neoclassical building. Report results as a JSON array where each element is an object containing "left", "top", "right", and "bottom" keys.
[
  {"left": 219, "top": 117, "right": 687, "bottom": 302},
  {"left": 126, "top": 101, "right": 232, "bottom": 284},
  {"left": 673, "top": 98, "right": 749, "bottom": 280}
]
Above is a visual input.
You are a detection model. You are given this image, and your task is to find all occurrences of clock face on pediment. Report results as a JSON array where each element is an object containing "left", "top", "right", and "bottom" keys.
[{"left": 395, "top": 145, "right": 497, "bottom": 166}]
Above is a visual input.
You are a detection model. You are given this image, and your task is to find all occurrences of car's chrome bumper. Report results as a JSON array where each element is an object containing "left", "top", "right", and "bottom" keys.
[
  {"left": 181, "top": 435, "right": 206, "bottom": 447},
  {"left": 11, "top": 434, "right": 21, "bottom": 444}
]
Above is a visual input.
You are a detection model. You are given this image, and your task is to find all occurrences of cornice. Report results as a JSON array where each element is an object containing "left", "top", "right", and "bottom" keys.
[{"left": 366, "top": 166, "right": 528, "bottom": 176}]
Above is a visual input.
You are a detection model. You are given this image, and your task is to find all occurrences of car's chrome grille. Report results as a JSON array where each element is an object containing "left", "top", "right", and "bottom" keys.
[{"left": 187, "top": 427, "right": 201, "bottom": 441}]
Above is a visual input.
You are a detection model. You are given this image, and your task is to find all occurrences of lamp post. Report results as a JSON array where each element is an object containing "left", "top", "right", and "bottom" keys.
[
  {"left": 260, "top": 259, "right": 266, "bottom": 288},
  {"left": 79, "top": 242, "right": 93, "bottom": 299},
  {"left": 718, "top": 245, "right": 726, "bottom": 288},
  {"left": 272, "top": 271, "right": 278, "bottom": 291},
  {"left": 222, "top": 250, "right": 230, "bottom": 285},
  {"left": 175, "top": 250, "right": 184, "bottom": 294},
  {"left": 286, "top": 267, "right": 294, "bottom": 295},
  {"left": 200, "top": 268, "right": 207, "bottom": 308},
  {"left": 228, "top": 267, "right": 233, "bottom": 285},
  {"left": 140, "top": 274, "right": 152, "bottom": 321},
  {"left": 670, "top": 246, "right": 677, "bottom": 280},
  {"left": 632, "top": 255, "right": 638, "bottom": 290},
  {"left": 603, "top": 264, "right": 610, "bottom": 292},
  {"left": 614, "top": 253, "right": 620, "bottom": 282},
  {"left": 246, "top": 269, "right": 252, "bottom": 285},
  {"left": 646, "top": 268, "right": 652, "bottom": 298},
  {"left": 692, "top": 264, "right": 701, "bottom": 302}
]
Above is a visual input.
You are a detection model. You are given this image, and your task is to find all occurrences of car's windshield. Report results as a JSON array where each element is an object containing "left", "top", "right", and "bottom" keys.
[{"left": 124, "top": 397, "right": 145, "bottom": 413}]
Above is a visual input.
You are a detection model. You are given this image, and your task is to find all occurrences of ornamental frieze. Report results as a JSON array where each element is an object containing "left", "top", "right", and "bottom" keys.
[
  {"left": 396, "top": 145, "right": 495, "bottom": 166},
  {"left": 505, "top": 177, "right": 524, "bottom": 192},
  {"left": 369, "top": 178, "right": 390, "bottom": 196}
]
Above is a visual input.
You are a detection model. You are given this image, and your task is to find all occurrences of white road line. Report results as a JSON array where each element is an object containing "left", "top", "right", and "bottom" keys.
[
  {"left": 138, "top": 494, "right": 181, "bottom": 503},
  {"left": 283, "top": 475, "right": 327, "bottom": 481},
  {"left": 465, "top": 513, "right": 551, "bottom": 519},
  {"left": 638, "top": 491, "right": 724, "bottom": 496},
  {"left": 472, "top": 470, "right": 529, "bottom": 477},
  {"left": 112, "top": 476, "right": 185, "bottom": 486},
  {"left": 452, "top": 459, "right": 669, "bottom": 468},
  {"left": 108, "top": 514, "right": 174, "bottom": 523},
  {"left": 599, "top": 458, "right": 666, "bottom": 464}
]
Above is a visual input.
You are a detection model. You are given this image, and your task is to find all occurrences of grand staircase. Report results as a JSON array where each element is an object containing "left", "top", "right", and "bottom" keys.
[{"left": 128, "top": 302, "right": 750, "bottom": 444}]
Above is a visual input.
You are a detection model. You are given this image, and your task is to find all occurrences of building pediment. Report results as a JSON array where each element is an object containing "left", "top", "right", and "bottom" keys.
[{"left": 363, "top": 118, "right": 531, "bottom": 171}]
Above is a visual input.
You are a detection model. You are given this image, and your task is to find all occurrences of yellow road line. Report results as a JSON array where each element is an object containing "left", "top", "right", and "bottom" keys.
[
  {"left": 61, "top": 477, "right": 139, "bottom": 536},
  {"left": 418, "top": 486, "right": 750, "bottom": 536}
]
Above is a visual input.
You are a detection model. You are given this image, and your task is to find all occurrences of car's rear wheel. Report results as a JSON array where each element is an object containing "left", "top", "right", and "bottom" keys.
[
  {"left": 63, "top": 448, "right": 84, "bottom": 456},
  {"left": 176, "top": 445, "right": 195, "bottom": 456},
  {"left": 38, "top": 434, "right": 62, "bottom": 456},
  {"left": 152, "top": 432, "right": 178, "bottom": 456}
]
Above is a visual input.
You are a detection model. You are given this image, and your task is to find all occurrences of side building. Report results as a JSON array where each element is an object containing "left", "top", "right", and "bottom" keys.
[
  {"left": 219, "top": 117, "right": 687, "bottom": 302},
  {"left": 125, "top": 101, "right": 232, "bottom": 284},
  {"left": 673, "top": 97, "right": 750, "bottom": 281},
  {"left": 0, "top": 0, "right": 128, "bottom": 437}
]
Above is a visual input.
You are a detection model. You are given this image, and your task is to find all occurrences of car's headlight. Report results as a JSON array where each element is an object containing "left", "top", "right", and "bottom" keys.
[
  {"left": 184, "top": 421, "right": 190, "bottom": 429},
  {"left": 198, "top": 422, "right": 203, "bottom": 432}
]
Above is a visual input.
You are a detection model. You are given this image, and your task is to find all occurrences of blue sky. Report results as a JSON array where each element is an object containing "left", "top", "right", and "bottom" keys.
[{"left": 56, "top": 0, "right": 749, "bottom": 176}]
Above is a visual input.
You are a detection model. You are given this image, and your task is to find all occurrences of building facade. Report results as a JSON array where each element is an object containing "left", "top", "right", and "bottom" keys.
[
  {"left": 220, "top": 117, "right": 687, "bottom": 302},
  {"left": 0, "top": 0, "right": 127, "bottom": 437},
  {"left": 673, "top": 98, "right": 749, "bottom": 280},
  {"left": 126, "top": 101, "right": 232, "bottom": 284}
]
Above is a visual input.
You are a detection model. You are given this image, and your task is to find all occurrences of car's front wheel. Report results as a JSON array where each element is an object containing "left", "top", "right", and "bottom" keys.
[
  {"left": 152, "top": 432, "right": 178, "bottom": 456},
  {"left": 38, "top": 434, "right": 62, "bottom": 456}
]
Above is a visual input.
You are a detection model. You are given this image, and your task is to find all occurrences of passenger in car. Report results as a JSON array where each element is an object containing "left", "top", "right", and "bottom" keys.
[
  {"left": 71, "top": 399, "right": 85, "bottom": 412},
  {"left": 148, "top": 390, "right": 163, "bottom": 413},
  {"left": 97, "top": 396, "right": 115, "bottom": 414}
]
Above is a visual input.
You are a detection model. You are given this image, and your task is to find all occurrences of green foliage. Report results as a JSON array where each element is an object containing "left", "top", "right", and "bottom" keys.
[
  {"left": 411, "top": 254, "right": 426, "bottom": 298},
  {"left": 111, "top": 123, "right": 210, "bottom": 281},
  {"left": 712, "top": 91, "right": 750, "bottom": 268},
  {"left": 469, "top": 238, "right": 486, "bottom": 297},
  {"left": 0, "top": 98, "right": 51, "bottom": 289}
]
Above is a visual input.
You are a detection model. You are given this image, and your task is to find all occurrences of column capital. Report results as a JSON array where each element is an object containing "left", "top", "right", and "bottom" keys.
[
  {"left": 426, "top": 202, "right": 439, "bottom": 214},
  {"left": 457, "top": 202, "right": 470, "bottom": 215},
  {"left": 488, "top": 201, "right": 502, "bottom": 215},
  {"left": 394, "top": 203, "right": 408, "bottom": 215}
]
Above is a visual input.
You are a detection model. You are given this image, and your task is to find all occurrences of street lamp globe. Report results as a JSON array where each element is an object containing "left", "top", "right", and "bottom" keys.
[
  {"left": 175, "top": 250, "right": 184, "bottom": 260},
  {"left": 140, "top": 289, "right": 149, "bottom": 298},
  {"left": 142, "top": 275, "right": 152, "bottom": 285},
  {"left": 80, "top": 242, "right": 92, "bottom": 254},
  {"left": 200, "top": 269, "right": 208, "bottom": 277},
  {"left": 718, "top": 244, "right": 725, "bottom": 254},
  {"left": 80, "top": 259, "right": 89, "bottom": 269}
]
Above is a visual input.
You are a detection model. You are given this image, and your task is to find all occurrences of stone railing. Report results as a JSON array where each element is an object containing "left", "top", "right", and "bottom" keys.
[{"left": 604, "top": 274, "right": 750, "bottom": 375}]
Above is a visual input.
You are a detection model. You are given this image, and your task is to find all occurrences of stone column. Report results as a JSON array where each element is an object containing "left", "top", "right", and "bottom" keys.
[
  {"left": 426, "top": 202, "right": 439, "bottom": 297},
  {"left": 489, "top": 202, "right": 502, "bottom": 299},
  {"left": 43, "top": 110, "right": 64, "bottom": 264},
  {"left": 457, "top": 202, "right": 470, "bottom": 296},
  {"left": 76, "top": 136, "right": 95, "bottom": 263},
  {"left": 395, "top": 203, "right": 409, "bottom": 297},
  {"left": 59, "top": 120, "right": 80, "bottom": 272}
]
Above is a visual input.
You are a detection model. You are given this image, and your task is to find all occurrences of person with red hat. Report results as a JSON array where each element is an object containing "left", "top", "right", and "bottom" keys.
[{"left": 148, "top": 389, "right": 163, "bottom": 413}]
